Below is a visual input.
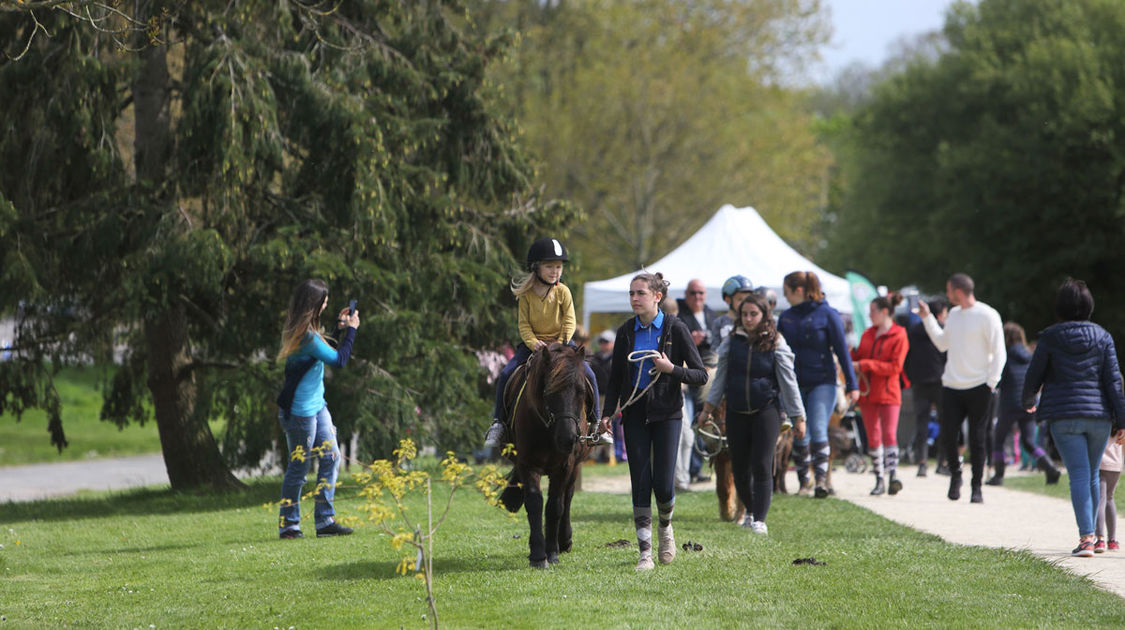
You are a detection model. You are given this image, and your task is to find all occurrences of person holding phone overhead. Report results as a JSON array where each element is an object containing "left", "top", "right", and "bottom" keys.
[{"left": 275, "top": 279, "right": 358, "bottom": 539}]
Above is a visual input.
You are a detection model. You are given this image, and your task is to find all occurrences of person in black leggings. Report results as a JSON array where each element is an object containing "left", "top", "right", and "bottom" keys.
[
  {"left": 698, "top": 293, "right": 805, "bottom": 534},
  {"left": 598, "top": 271, "right": 707, "bottom": 571}
]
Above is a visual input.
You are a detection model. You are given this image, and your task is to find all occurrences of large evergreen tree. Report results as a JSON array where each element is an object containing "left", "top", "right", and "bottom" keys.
[{"left": 0, "top": 1, "right": 574, "bottom": 489}]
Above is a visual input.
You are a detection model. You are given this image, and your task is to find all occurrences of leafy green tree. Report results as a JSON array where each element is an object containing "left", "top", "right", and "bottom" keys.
[
  {"left": 472, "top": 0, "right": 832, "bottom": 275},
  {"left": 0, "top": 1, "right": 573, "bottom": 489},
  {"left": 825, "top": 0, "right": 1125, "bottom": 338}
]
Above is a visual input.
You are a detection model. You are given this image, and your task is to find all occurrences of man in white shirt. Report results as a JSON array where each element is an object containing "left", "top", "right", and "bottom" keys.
[{"left": 918, "top": 273, "right": 1006, "bottom": 504}]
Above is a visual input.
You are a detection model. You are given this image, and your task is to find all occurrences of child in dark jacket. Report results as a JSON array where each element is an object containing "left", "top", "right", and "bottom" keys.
[{"left": 987, "top": 322, "right": 1059, "bottom": 486}]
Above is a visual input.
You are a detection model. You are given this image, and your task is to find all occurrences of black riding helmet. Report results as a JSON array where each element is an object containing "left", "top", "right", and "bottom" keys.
[{"left": 526, "top": 237, "right": 569, "bottom": 271}]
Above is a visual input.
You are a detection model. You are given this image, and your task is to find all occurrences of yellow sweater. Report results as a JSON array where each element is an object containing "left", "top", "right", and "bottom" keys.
[{"left": 518, "top": 283, "right": 576, "bottom": 348}]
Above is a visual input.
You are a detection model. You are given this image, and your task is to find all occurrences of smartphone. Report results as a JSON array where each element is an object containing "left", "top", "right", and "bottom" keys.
[{"left": 348, "top": 299, "right": 357, "bottom": 315}]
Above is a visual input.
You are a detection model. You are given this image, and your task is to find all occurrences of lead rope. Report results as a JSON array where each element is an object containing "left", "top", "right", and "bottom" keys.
[
  {"left": 620, "top": 349, "right": 664, "bottom": 409},
  {"left": 581, "top": 349, "right": 664, "bottom": 445}
]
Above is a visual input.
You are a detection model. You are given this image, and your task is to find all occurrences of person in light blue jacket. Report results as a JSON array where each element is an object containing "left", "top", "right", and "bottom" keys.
[
  {"left": 777, "top": 271, "right": 859, "bottom": 498},
  {"left": 275, "top": 279, "right": 358, "bottom": 539}
]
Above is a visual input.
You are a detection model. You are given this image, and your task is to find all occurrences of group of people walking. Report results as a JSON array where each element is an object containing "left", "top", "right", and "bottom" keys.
[{"left": 271, "top": 233, "right": 1125, "bottom": 563}]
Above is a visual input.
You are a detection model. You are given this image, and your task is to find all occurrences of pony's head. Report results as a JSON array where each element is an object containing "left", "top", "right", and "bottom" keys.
[{"left": 526, "top": 343, "right": 591, "bottom": 454}]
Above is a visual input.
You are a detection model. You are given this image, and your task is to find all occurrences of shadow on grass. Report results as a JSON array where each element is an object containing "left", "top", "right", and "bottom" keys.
[
  {"left": 0, "top": 478, "right": 281, "bottom": 524},
  {"left": 318, "top": 554, "right": 530, "bottom": 581}
]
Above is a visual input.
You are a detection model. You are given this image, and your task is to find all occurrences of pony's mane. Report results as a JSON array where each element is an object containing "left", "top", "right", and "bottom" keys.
[
  {"left": 545, "top": 347, "right": 583, "bottom": 395},
  {"left": 526, "top": 344, "right": 584, "bottom": 398}
]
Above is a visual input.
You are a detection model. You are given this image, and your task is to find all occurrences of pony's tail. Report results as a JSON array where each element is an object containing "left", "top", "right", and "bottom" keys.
[{"left": 500, "top": 470, "right": 524, "bottom": 513}]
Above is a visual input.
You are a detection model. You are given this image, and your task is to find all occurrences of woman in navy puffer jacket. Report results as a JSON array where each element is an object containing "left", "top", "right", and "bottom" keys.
[
  {"left": 1023, "top": 279, "right": 1125, "bottom": 558},
  {"left": 778, "top": 271, "right": 859, "bottom": 498}
]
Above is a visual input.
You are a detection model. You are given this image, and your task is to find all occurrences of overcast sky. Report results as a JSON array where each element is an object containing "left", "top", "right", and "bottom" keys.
[{"left": 812, "top": 0, "right": 961, "bottom": 82}]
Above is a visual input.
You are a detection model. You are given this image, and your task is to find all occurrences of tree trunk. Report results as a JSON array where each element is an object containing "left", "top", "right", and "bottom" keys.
[
  {"left": 134, "top": 23, "right": 240, "bottom": 491},
  {"left": 145, "top": 306, "right": 242, "bottom": 491}
]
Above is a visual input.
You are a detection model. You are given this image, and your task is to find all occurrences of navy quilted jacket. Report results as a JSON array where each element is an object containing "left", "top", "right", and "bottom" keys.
[
  {"left": 777, "top": 300, "right": 858, "bottom": 391},
  {"left": 1022, "top": 321, "right": 1125, "bottom": 427}
]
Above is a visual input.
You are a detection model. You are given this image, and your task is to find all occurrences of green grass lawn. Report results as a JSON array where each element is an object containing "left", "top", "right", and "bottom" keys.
[
  {"left": 3, "top": 469, "right": 1125, "bottom": 629},
  {"left": 0, "top": 366, "right": 220, "bottom": 467}
]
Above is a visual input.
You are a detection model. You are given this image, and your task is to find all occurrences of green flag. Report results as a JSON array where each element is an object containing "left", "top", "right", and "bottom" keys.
[{"left": 845, "top": 270, "right": 879, "bottom": 347}]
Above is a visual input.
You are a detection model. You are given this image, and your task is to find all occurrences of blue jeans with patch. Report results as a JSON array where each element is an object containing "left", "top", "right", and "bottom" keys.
[
  {"left": 1050, "top": 418, "right": 1111, "bottom": 536},
  {"left": 278, "top": 406, "right": 341, "bottom": 533}
]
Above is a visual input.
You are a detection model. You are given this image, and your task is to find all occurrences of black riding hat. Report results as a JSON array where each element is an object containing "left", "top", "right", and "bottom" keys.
[{"left": 526, "top": 237, "right": 569, "bottom": 270}]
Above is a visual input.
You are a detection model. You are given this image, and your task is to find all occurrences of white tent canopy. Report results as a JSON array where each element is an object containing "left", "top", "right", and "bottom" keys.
[{"left": 581, "top": 205, "right": 851, "bottom": 329}]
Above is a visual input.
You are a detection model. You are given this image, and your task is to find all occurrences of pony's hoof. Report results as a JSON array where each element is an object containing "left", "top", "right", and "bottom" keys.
[
  {"left": 547, "top": 553, "right": 559, "bottom": 565},
  {"left": 500, "top": 485, "right": 523, "bottom": 513},
  {"left": 529, "top": 559, "right": 550, "bottom": 569},
  {"left": 559, "top": 540, "right": 573, "bottom": 553}
]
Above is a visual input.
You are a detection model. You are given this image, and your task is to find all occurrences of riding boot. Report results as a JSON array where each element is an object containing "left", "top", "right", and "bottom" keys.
[
  {"left": 1038, "top": 455, "right": 1061, "bottom": 485},
  {"left": 657, "top": 499, "right": 676, "bottom": 565},
  {"left": 986, "top": 460, "right": 1005, "bottom": 486},
  {"left": 812, "top": 441, "right": 831, "bottom": 498},
  {"left": 633, "top": 507, "right": 654, "bottom": 571},
  {"left": 792, "top": 441, "right": 810, "bottom": 488},
  {"left": 870, "top": 476, "right": 885, "bottom": 496},
  {"left": 888, "top": 470, "right": 903, "bottom": 495},
  {"left": 948, "top": 472, "right": 963, "bottom": 501}
]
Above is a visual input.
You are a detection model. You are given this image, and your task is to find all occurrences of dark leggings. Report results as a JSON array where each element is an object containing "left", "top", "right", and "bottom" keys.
[
  {"left": 622, "top": 400, "right": 681, "bottom": 508},
  {"left": 726, "top": 406, "right": 782, "bottom": 523},
  {"left": 911, "top": 381, "right": 942, "bottom": 462},
  {"left": 941, "top": 385, "right": 992, "bottom": 485},
  {"left": 992, "top": 410, "right": 1046, "bottom": 462}
]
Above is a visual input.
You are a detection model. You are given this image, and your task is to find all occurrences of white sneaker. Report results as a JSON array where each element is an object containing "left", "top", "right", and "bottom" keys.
[
  {"left": 594, "top": 431, "right": 614, "bottom": 446},
  {"left": 483, "top": 421, "right": 504, "bottom": 448},
  {"left": 750, "top": 521, "right": 768, "bottom": 535}
]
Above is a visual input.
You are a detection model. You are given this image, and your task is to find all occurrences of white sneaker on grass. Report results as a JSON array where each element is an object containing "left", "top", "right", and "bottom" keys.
[{"left": 742, "top": 518, "right": 768, "bottom": 535}]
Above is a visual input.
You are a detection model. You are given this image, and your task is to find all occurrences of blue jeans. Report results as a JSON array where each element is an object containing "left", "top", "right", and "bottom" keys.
[
  {"left": 279, "top": 406, "right": 341, "bottom": 532},
  {"left": 796, "top": 383, "right": 838, "bottom": 446},
  {"left": 1050, "top": 419, "right": 1111, "bottom": 536}
]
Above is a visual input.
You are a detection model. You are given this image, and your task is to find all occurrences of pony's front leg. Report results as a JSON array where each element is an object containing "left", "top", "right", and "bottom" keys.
[
  {"left": 544, "top": 472, "right": 569, "bottom": 564},
  {"left": 522, "top": 471, "right": 548, "bottom": 568},
  {"left": 558, "top": 466, "right": 579, "bottom": 554}
]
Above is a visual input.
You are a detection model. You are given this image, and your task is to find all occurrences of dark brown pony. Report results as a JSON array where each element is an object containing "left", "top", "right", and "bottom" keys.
[{"left": 499, "top": 343, "right": 594, "bottom": 568}]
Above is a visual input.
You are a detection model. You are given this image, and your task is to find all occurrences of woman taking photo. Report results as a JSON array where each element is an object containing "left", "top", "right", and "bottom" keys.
[
  {"left": 598, "top": 272, "right": 708, "bottom": 571},
  {"left": 699, "top": 293, "right": 805, "bottom": 534},
  {"left": 778, "top": 271, "right": 860, "bottom": 498},
  {"left": 275, "top": 279, "right": 359, "bottom": 539},
  {"left": 852, "top": 292, "right": 909, "bottom": 496},
  {"left": 1022, "top": 279, "right": 1125, "bottom": 557}
]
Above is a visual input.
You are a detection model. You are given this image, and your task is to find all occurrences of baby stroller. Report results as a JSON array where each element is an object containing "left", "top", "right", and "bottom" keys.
[{"left": 829, "top": 407, "right": 869, "bottom": 474}]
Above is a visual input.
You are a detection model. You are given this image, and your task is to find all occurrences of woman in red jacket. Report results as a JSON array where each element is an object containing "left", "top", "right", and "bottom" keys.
[{"left": 852, "top": 292, "right": 910, "bottom": 496}]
